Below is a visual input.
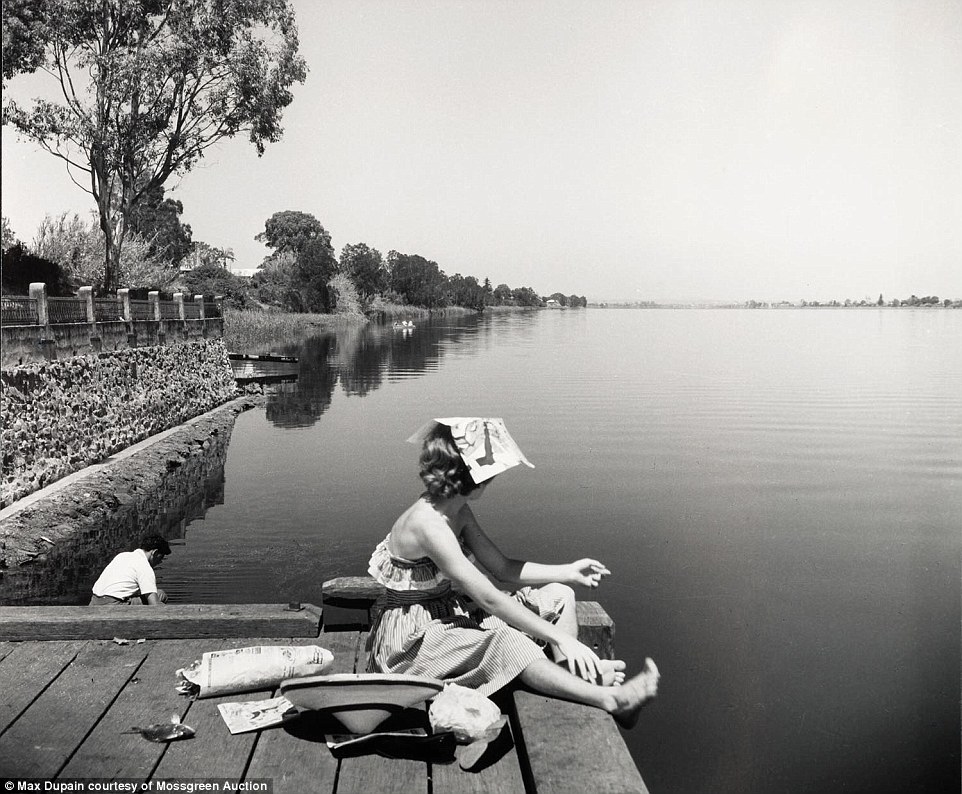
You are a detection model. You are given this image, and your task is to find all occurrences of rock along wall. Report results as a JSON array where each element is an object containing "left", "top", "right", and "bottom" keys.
[{"left": 0, "top": 339, "right": 237, "bottom": 508}]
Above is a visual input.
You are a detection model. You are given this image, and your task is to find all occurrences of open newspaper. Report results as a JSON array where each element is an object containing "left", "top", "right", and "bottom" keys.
[{"left": 217, "top": 697, "right": 299, "bottom": 734}]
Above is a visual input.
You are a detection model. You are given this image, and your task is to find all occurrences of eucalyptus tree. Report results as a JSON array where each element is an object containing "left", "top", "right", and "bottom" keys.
[
  {"left": 2, "top": 0, "right": 307, "bottom": 290},
  {"left": 339, "top": 242, "right": 386, "bottom": 300}
]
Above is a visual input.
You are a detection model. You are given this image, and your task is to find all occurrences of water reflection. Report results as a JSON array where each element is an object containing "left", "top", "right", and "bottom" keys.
[
  {"left": 263, "top": 316, "right": 487, "bottom": 426},
  {"left": 0, "top": 436, "right": 229, "bottom": 605}
]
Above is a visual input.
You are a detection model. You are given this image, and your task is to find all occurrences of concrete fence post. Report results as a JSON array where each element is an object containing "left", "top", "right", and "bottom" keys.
[
  {"left": 214, "top": 295, "right": 225, "bottom": 340},
  {"left": 118, "top": 289, "right": 132, "bottom": 322},
  {"left": 149, "top": 291, "right": 161, "bottom": 321},
  {"left": 29, "top": 282, "right": 56, "bottom": 360},
  {"left": 173, "top": 292, "right": 188, "bottom": 340},
  {"left": 149, "top": 290, "right": 163, "bottom": 344},
  {"left": 79, "top": 286, "right": 95, "bottom": 322},
  {"left": 79, "top": 286, "right": 101, "bottom": 351},
  {"left": 118, "top": 288, "right": 136, "bottom": 347},
  {"left": 29, "top": 282, "right": 49, "bottom": 326},
  {"left": 195, "top": 294, "right": 207, "bottom": 338}
]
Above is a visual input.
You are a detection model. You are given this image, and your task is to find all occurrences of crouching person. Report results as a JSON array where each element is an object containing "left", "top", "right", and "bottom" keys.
[{"left": 89, "top": 534, "right": 171, "bottom": 605}]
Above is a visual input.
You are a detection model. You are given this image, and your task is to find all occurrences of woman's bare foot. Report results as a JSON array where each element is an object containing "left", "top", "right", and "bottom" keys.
[
  {"left": 609, "top": 658, "right": 659, "bottom": 729},
  {"left": 598, "top": 658, "right": 627, "bottom": 686}
]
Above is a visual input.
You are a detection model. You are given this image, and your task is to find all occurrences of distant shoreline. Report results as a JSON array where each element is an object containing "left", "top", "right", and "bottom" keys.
[{"left": 590, "top": 302, "right": 961, "bottom": 310}]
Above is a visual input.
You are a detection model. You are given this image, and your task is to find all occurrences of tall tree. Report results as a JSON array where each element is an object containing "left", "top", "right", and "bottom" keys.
[
  {"left": 2, "top": 0, "right": 307, "bottom": 290},
  {"left": 128, "top": 184, "right": 192, "bottom": 265},
  {"left": 387, "top": 250, "right": 447, "bottom": 308},
  {"left": 256, "top": 211, "right": 336, "bottom": 312},
  {"left": 256, "top": 210, "right": 325, "bottom": 253},
  {"left": 339, "top": 242, "right": 385, "bottom": 299}
]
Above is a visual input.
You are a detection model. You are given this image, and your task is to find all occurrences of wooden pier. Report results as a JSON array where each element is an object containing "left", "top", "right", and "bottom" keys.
[{"left": 0, "top": 584, "right": 649, "bottom": 793}]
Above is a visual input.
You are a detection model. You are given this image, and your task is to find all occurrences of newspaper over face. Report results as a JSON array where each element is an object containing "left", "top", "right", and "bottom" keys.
[
  {"left": 176, "top": 645, "right": 333, "bottom": 698},
  {"left": 407, "top": 417, "right": 534, "bottom": 483}
]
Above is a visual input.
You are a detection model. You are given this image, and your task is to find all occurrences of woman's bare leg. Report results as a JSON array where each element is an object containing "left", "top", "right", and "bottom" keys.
[
  {"left": 518, "top": 657, "right": 658, "bottom": 727},
  {"left": 541, "top": 583, "right": 627, "bottom": 685}
]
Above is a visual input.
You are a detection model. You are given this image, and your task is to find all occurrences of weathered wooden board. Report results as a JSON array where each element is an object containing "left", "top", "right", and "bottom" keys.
[
  {"left": 0, "top": 604, "right": 321, "bottom": 640},
  {"left": 0, "top": 640, "right": 87, "bottom": 735},
  {"left": 512, "top": 690, "right": 649, "bottom": 794},
  {"left": 0, "top": 641, "right": 148, "bottom": 779},
  {"left": 59, "top": 639, "right": 202, "bottom": 779},
  {"left": 0, "top": 641, "right": 14, "bottom": 662},
  {"left": 150, "top": 637, "right": 282, "bottom": 780},
  {"left": 576, "top": 601, "right": 615, "bottom": 660},
  {"left": 337, "top": 752, "right": 428, "bottom": 794},
  {"left": 333, "top": 631, "right": 428, "bottom": 794},
  {"left": 245, "top": 631, "right": 362, "bottom": 793}
]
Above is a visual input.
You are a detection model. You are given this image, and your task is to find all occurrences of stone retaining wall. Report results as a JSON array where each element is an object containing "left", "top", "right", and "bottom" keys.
[
  {"left": 0, "top": 399, "right": 259, "bottom": 604},
  {"left": 1, "top": 339, "right": 238, "bottom": 507}
]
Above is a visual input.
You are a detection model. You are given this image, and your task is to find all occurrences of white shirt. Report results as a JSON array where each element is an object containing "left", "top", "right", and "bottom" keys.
[{"left": 91, "top": 548, "right": 158, "bottom": 599}]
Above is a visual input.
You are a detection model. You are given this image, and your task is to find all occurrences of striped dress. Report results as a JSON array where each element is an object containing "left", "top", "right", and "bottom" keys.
[{"left": 365, "top": 534, "right": 565, "bottom": 696}]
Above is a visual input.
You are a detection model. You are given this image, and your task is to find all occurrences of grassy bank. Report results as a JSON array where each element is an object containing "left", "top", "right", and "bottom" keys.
[
  {"left": 223, "top": 310, "right": 360, "bottom": 352},
  {"left": 223, "top": 305, "right": 479, "bottom": 352}
]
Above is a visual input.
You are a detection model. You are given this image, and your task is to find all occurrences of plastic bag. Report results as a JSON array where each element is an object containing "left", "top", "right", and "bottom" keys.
[{"left": 428, "top": 683, "right": 507, "bottom": 744}]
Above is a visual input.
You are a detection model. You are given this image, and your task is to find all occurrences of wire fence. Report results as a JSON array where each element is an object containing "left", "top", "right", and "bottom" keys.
[
  {"left": 129, "top": 300, "right": 155, "bottom": 321},
  {"left": 47, "top": 297, "right": 88, "bottom": 324},
  {"left": 0, "top": 291, "right": 223, "bottom": 327},
  {"left": 0, "top": 297, "right": 39, "bottom": 326},
  {"left": 94, "top": 297, "right": 124, "bottom": 322}
]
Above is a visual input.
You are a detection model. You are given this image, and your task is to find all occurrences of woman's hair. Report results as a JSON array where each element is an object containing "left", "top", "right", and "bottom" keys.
[{"left": 419, "top": 424, "right": 480, "bottom": 498}]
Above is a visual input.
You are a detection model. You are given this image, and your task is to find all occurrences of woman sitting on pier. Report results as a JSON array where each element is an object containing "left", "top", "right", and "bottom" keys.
[{"left": 367, "top": 418, "right": 659, "bottom": 728}]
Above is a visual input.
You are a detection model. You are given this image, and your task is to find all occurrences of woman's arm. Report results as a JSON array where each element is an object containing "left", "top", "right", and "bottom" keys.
[
  {"left": 419, "top": 519, "right": 602, "bottom": 681},
  {"left": 461, "top": 508, "right": 610, "bottom": 588}
]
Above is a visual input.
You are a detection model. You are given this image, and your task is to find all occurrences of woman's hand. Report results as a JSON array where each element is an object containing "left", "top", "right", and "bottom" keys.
[
  {"left": 553, "top": 635, "right": 603, "bottom": 682},
  {"left": 566, "top": 558, "right": 611, "bottom": 588}
]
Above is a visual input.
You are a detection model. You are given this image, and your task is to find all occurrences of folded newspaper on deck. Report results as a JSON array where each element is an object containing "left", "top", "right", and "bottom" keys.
[
  {"left": 218, "top": 697, "right": 299, "bottom": 734},
  {"left": 176, "top": 645, "right": 334, "bottom": 698}
]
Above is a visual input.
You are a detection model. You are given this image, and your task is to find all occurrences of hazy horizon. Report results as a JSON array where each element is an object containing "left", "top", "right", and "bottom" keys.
[{"left": 2, "top": 0, "right": 960, "bottom": 304}]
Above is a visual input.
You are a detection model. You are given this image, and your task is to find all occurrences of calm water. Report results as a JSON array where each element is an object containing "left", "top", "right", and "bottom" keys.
[{"left": 157, "top": 310, "right": 959, "bottom": 791}]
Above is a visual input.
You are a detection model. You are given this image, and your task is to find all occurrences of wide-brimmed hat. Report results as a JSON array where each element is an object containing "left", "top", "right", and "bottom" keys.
[
  {"left": 407, "top": 417, "right": 535, "bottom": 484},
  {"left": 280, "top": 673, "right": 445, "bottom": 734}
]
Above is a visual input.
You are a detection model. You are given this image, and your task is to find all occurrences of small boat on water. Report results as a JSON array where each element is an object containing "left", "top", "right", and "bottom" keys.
[{"left": 393, "top": 320, "right": 416, "bottom": 330}]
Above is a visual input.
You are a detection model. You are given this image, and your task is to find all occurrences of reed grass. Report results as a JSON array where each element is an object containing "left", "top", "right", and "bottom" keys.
[
  {"left": 223, "top": 304, "right": 478, "bottom": 352},
  {"left": 223, "top": 309, "right": 360, "bottom": 352}
]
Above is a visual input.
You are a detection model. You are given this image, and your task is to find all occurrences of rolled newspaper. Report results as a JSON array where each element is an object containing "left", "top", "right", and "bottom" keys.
[{"left": 176, "top": 645, "right": 334, "bottom": 698}]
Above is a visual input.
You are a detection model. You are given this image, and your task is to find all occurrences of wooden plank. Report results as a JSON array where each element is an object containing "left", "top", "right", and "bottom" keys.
[
  {"left": 334, "top": 631, "right": 427, "bottom": 794},
  {"left": 0, "top": 640, "right": 87, "bottom": 734},
  {"left": 0, "top": 604, "right": 321, "bottom": 640},
  {"left": 0, "top": 641, "right": 148, "bottom": 779},
  {"left": 0, "top": 641, "right": 15, "bottom": 662},
  {"left": 150, "top": 637, "right": 281, "bottom": 780},
  {"left": 512, "top": 690, "right": 649, "bottom": 794},
  {"left": 245, "top": 631, "right": 362, "bottom": 794},
  {"left": 576, "top": 602, "right": 615, "bottom": 660},
  {"left": 228, "top": 353, "right": 298, "bottom": 363},
  {"left": 322, "top": 577, "right": 384, "bottom": 605},
  {"left": 58, "top": 639, "right": 203, "bottom": 779}
]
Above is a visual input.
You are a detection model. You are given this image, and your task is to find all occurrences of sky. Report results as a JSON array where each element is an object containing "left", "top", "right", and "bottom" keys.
[{"left": 2, "top": 0, "right": 961, "bottom": 303}]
